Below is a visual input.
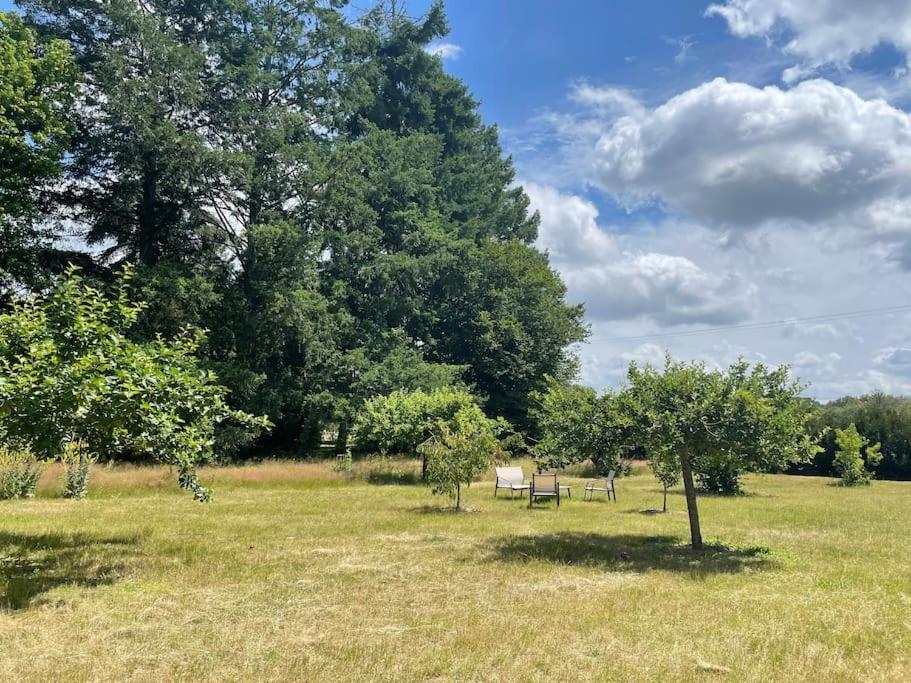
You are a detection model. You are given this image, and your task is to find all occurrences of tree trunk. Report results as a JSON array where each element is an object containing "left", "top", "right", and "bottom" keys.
[
  {"left": 662, "top": 484, "right": 668, "bottom": 513},
  {"left": 138, "top": 152, "right": 159, "bottom": 266},
  {"left": 456, "top": 483, "right": 461, "bottom": 511},
  {"left": 679, "top": 450, "right": 703, "bottom": 549},
  {"left": 334, "top": 421, "right": 349, "bottom": 456},
  {"left": 421, "top": 452, "right": 428, "bottom": 480}
]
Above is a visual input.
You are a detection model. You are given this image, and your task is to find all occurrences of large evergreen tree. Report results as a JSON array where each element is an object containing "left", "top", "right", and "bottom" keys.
[{"left": 18, "top": 0, "right": 587, "bottom": 449}]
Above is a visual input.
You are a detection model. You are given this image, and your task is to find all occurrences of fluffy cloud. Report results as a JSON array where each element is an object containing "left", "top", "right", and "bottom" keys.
[
  {"left": 425, "top": 42, "right": 462, "bottom": 60},
  {"left": 526, "top": 182, "right": 757, "bottom": 326},
  {"left": 593, "top": 78, "right": 911, "bottom": 232},
  {"left": 706, "top": 0, "right": 911, "bottom": 79}
]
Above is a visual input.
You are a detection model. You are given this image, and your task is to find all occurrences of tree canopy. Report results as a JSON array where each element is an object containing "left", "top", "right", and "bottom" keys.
[
  {"left": 0, "top": 11, "right": 75, "bottom": 295},
  {"left": 9, "top": 0, "right": 586, "bottom": 453},
  {"left": 537, "top": 357, "right": 817, "bottom": 549}
]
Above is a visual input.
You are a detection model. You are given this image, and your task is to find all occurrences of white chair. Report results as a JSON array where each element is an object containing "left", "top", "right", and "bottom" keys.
[
  {"left": 494, "top": 466, "right": 530, "bottom": 498},
  {"left": 584, "top": 470, "right": 616, "bottom": 501}
]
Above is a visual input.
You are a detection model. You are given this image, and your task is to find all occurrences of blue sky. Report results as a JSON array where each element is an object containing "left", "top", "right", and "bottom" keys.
[
  {"left": 425, "top": 0, "right": 911, "bottom": 399},
  {"left": 8, "top": 0, "right": 911, "bottom": 399}
]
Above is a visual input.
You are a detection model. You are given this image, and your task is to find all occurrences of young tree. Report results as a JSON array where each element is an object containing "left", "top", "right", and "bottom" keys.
[
  {"left": 420, "top": 408, "right": 502, "bottom": 510},
  {"left": 650, "top": 457, "right": 680, "bottom": 513},
  {"left": 833, "top": 423, "right": 882, "bottom": 486},
  {"left": 0, "top": 267, "right": 269, "bottom": 500}
]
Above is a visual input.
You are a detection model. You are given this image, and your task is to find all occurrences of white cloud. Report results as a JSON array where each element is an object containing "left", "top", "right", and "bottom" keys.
[
  {"left": 592, "top": 78, "right": 911, "bottom": 235},
  {"left": 568, "top": 83, "right": 644, "bottom": 116},
  {"left": 425, "top": 42, "right": 462, "bottom": 60},
  {"left": 706, "top": 0, "right": 911, "bottom": 79},
  {"left": 664, "top": 35, "right": 697, "bottom": 65},
  {"left": 526, "top": 182, "right": 757, "bottom": 326},
  {"left": 792, "top": 351, "right": 842, "bottom": 380}
]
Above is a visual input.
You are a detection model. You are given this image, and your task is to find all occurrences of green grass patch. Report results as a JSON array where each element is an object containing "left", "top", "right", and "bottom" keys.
[{"left": 0, "top": 461, "right": 908, "bottom": 680}]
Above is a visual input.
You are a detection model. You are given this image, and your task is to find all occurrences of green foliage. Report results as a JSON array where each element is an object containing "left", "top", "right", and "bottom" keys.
[
  {"left": 420, "top": 409, "right": 503, "bottom": 510},
  {"left": 650, "top": 457, "right": 680, "bottom": 513},
  {"left": 0, "top": 267, "right": 269, "bottom": 500},
  {"left": 807, "top": 393, "right": 911, "bottom": 479},
  {"left": 0, "top": 441, "right": 43, "bottom": 499},
  {"left": 351, "top": 387, "right": 483, "bottom": 456},
  {"left": 60, "top": 438, "right": 95, "bottom": 499},
  {"left": 833, "top": 423, "right": 882, "bottom": 486},
  {"left": 628, "top": 357, "right": 817, "bottom": 546},
  {"left": 333, "top": 449, "right": 353, "bottom": 474},
  {"left": 16, "top": 0, "right": 584, "bottom": 455},
  {"left": 533, "top": 377, "right": 641, "bottom": 475},
  {"left": 694, "top": 454, "right": 745, "bottom": 495},
  {"left": 0, "top": 11, "right": 75, "bottom": 293},
  {"left": 537, "top": 356, "right": 816, "bottom": 548}
]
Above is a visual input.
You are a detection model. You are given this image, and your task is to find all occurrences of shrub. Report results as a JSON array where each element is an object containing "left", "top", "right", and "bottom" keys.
[
  {"left": 695, "top": 453, "right": 744, "bottom": 495},
  {"left": 332, "top": 449, "right": 353, "bottom": 474},
  {"left": 352, "top": 388, "right": 495, "bottom": 478},
  {"left": 420, "top": 409, "right": 504, "bottom": 510},
  {"left": 60, "top": 439, "right": 95, "bottom": 499},
  {"left": 352, "top": 387, "right": 479, "bottom": 455},
  {"left": 833, "top": 423, "right": 882, "bottom": 486},
  {"left": 0, "top": 266, "right": 269, "bottom": 501},
  {"left": 0, "top": 442, "right": 43, "bottom": 500}
]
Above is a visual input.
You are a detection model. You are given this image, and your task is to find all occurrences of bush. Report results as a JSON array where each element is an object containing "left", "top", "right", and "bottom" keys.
[
  {"left": 352, "top": 387, "right": 498, "bottom": 478},
  {"left": 352, "top": 387, "right": 480, "bottom": 455},
  {"left": 0, "top": 267, "right": 269, "bottom": 501},
  {"left": 833, "top": 423, "right": 882, "bottom": 486},
  {"left": 695, "top": 454, "right": 744, "bottom": 495},
  {"left": 332, "top": 449, "right": 353, "bottom": 474},
  {"left": 0, "top": 443, "right": 43, "bottom": 500},
  {"left": 61, "top": 439, "right": 95, "bottom": 499}
]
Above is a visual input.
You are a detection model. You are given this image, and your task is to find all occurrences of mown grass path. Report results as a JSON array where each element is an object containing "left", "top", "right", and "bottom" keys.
[{"left": 0, "top": 461, "right": 908, "bottom": 681}]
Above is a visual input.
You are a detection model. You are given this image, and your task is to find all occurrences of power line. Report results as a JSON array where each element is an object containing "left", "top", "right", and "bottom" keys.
[{"left": 602, "top": 303, "right": 911, "bottom": 343}]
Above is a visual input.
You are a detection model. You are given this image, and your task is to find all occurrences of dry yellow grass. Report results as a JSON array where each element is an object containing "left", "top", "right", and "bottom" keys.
[{"left": 1, "top": 460, "right": 909, "bottom": 681}]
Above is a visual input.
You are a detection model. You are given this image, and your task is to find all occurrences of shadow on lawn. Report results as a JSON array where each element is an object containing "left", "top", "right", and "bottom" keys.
[
  {"left": 488, "top": 532, "right": 773, "bottom": 575},
  {"left": 0, "top": 531, "right": 138, "bottom": 610}
]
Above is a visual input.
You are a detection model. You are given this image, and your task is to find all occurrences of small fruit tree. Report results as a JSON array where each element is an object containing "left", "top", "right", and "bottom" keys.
[
  {"left": 536, "top": 358, "right": 817, "bottom": 549},
  {"left": 419, "top": 407, "right": 503, "bottom": 510},
  {"left": 0, "top": 267, "right": 269, "bottom": 500}
]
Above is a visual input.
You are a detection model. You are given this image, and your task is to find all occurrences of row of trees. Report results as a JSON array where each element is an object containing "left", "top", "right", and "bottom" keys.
[{"left": 0, "top": 1, "right": 586, "bottom": 457}]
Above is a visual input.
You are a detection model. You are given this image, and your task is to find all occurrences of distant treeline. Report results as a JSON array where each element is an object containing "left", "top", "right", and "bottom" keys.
[{"left": 796, "top": 394, "right": 911, "bottom": 480}]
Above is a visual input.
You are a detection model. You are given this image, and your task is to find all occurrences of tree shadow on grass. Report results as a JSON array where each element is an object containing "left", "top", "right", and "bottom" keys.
[
  {"left": 487, "top": 532, "right": 774, "bottom": 576},
  {"left": 408, "top": 504, "right": 480, "bottom": 514},
  {"left": 0, "top": 531, "right": 138, "bottom": 610}
]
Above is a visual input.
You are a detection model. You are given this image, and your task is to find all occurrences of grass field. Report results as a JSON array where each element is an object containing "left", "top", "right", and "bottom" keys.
[{"left": 0, "top": 459, "right": 909, "bottom": 681}]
